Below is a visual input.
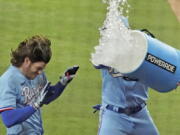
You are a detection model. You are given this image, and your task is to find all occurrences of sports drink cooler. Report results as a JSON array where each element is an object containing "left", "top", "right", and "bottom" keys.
[{"left": 119, "top": 30, "right": 180, "bottom": 92}]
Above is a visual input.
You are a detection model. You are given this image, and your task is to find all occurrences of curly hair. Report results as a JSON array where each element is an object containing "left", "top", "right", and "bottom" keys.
[{"left": 11, "top": 35, "right": 52, "bottom": 67}]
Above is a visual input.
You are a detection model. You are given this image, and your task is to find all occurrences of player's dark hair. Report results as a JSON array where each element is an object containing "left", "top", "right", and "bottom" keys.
[{"left": 11, "top": 35, "right": 52, "bottom": 67}]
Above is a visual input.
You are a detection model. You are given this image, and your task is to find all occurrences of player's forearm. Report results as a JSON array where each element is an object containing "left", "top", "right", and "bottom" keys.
[
  {"left": 94, "top": 65, "right": 109, "bottom": 69},
  {"left": 43, "top": 82, "right": 66, "bottom": 104},
  {"left": 1, "top": 106, "right": 36, "bottom": 128},
  {"left": 43, "top": 66, "right": 79, "bottom": 105}
]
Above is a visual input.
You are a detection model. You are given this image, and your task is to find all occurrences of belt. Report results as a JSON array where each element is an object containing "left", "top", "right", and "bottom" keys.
[{"left": 106, "top": 102, "right": 146, "bottom": 115}]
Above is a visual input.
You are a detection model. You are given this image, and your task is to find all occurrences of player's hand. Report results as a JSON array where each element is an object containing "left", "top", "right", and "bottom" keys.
[
  {"left": 177, "top": 82, "right": 180, "bottom": 86},
  {"left": 29, "top": 82, "right": 50, "bottom": 109},
  {"left": 60, "top": 65, "right": 79, "bottom": 86}
]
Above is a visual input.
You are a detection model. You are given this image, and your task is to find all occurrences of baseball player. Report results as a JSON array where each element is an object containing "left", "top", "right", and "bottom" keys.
[
  {"left": 93, "top": 17, "right": 160, "bottom": 135},
  {"left": 0, "top": 35, "right": 79, "bottom": 135}
]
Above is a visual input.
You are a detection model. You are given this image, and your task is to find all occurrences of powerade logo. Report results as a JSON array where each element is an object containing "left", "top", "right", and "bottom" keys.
[{"left": 145, "top": 53, "right": 176, "bottom": 73}]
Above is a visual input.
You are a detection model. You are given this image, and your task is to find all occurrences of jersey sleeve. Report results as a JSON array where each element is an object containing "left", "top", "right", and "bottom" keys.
[{"left": 0, "top": 78, "right": 17, "bottom": 112}]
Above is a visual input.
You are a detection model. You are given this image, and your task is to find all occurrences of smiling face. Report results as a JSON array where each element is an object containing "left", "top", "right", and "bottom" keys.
[{"left": 20, "top": 57, "right": 46, "bottom": 80}]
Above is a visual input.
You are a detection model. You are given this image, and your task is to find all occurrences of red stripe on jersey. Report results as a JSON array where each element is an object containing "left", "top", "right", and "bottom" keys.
[{"left": 0, "top": 107, "right": 14, "bottom": 112}]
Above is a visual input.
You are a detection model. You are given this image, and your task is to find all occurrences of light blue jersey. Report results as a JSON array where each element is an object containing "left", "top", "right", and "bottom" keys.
[
  {"left": 102, "top": 68, "right": 148, "bottom": 107},
  {"left": 0, "top": 65, "right": 47, "bottom": 135},
  {"left": 98, "top": 68, "right": 159, "bottom": 135}
]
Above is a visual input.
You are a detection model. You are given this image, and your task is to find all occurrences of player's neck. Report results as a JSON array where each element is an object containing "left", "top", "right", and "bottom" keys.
[{"left": 19, "top": 66, "right": 29, "bottom": 79}]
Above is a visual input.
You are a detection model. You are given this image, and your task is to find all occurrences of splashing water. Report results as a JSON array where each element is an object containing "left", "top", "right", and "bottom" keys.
[{"left": 91, "top": 0, "right": 147, "bottom": 73}]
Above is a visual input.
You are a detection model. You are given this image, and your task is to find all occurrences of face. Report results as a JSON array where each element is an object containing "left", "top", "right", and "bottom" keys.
[{"left": 21, "top": 57, "right": 46, "bottom": 80}]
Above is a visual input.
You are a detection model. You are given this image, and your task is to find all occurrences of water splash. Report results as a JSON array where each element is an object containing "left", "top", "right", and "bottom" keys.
[{"left": 91, "top": 0, "right": 142, "bottom": 72}]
